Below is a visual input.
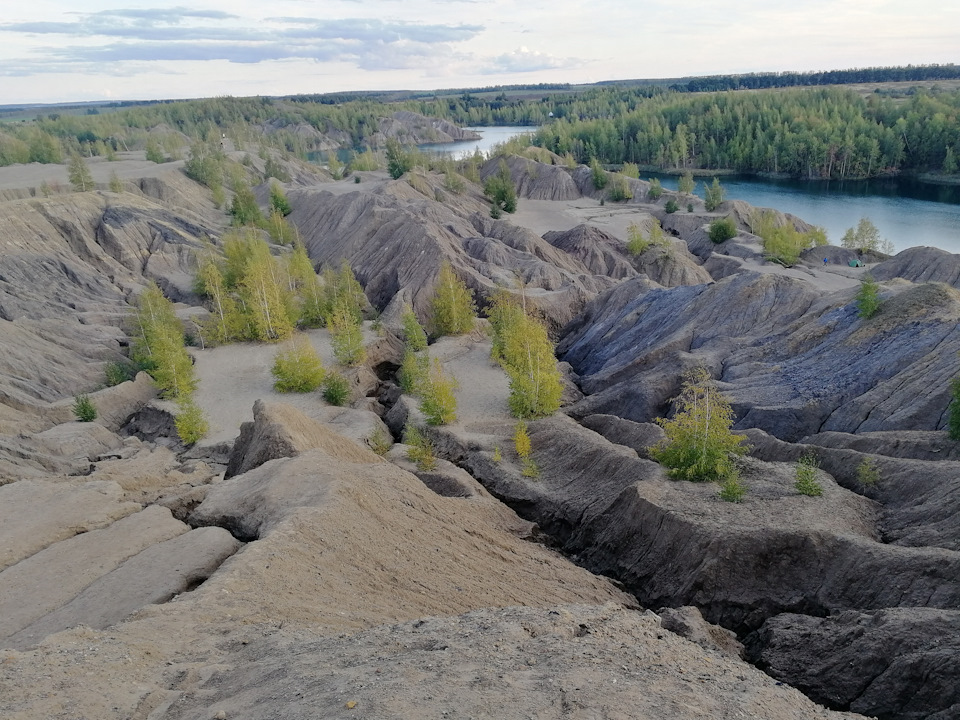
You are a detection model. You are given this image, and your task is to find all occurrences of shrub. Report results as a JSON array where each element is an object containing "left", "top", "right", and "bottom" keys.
[
  {"left": 677, "top": 171, "right": 695, "bottom": 194},
  {"left": 841, "top": 217, "right": 894, "bottom": 254},
  {"left": 420, "top": 359, "right": 458, "bottom": 426},
  {"left": 718, "top": 472, "right": 746, "bottom": 502},
  {"left": 401, "top": 307, "right": 428, "bottom": 352},
  {"left": 590, "top": 158, "right": 607, "bottom": 190},
  {"left": 399, "top": 349, "right": 430, "bottom": 395},
  {"left": 514, "top": 420, "right": 532, "bottom": 459},
  {"left": 386, "top": 138, "right": 412, "bottom": 179},
  {"left": 621, "top": 162, "right": 639, "bottom": 179},
  {"left": 368, "top": 427, "right": 392, "bottom": 455},
  {"left": 647, "top": 178, "right": 663, "bottom": 200},
  {"left": 794, "top": 453, "right": 823, "bottom": 496},
  {"left": 72, "top": 394, "right": 97, "bottom": 422},
  {"left": 687, "top": 203, "right": 694, "bottom": 213},
  {"left": 704, "top": 177, "right": 726, "bottom": 211},
  {"left": 329, "top": 300, "right": 366, "bottom": 366},
  {"left": 709, "top": 217, "right": 737, "bottom": 244},
  {"left": 607, "top": 174, "right": 633, "bottom": 201},
  {"left": 322, "top": 372, "right": 351, "bottom": 406},
  {"left": 650, "top": 367, "right": 748, "bottom": 483},
  {"left": 665, "top": 199, "right": 679, "bottom": 213},
  {"left": 430, "top": 261, "right": 475, "bottom": 337},
  {"left": 271, "top": 336, "right": 326, "bottom": 392},
  {"left": 404, "top": 424, "right": 437, "bottom": 470},
  {"left": 857, "top": 457, "right": 881, "bottom": 487},
  {"left": 626, "top": 223, "right": 649, "bottom": 256},
  {"left": 175, "top": 399, "right": 208, "bottom": 446},
  {"left": 856, "top": 274, "right": 882, "bottom": 319},
  {"left": 492, "top": 446, "right": 502, "bottom": 462},
  {"left": 950, "top": 376, "right": 960, "bottom": 441},
  {"left": 104, "top": 361, "right": 134, "bottom": 387},
  {"left": 483, "top": 160, "right": 517, "bottom": 214}
]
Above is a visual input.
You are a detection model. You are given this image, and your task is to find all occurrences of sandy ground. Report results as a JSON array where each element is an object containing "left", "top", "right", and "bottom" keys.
[
  {"left": 191, "top": 324, "right": 378, "bottom": 445},
  {"left": 0, "top": 152, "right": 187, "bottom": 193}
]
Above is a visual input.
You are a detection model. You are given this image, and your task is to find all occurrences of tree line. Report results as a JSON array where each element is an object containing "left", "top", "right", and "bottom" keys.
[{"left": 533, "top": 86, "right": 960, "bottom": 179}]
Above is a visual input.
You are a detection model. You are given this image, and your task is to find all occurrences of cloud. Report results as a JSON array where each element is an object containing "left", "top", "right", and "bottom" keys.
[
  {"left": 482, "top": 46, "right": 580, "bottom": 74},
  {"left": 0, "top": 9, "right": 484, "bottom": 74}
]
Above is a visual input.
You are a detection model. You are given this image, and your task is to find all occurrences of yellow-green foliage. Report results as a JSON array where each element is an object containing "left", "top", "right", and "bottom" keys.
[
  {"left": 430, "top": 261, "right": 476, "bottom": 337},
  {"left": 751, "top": 210, "right": 828, "bottom": 266},
  {"left": 239, "top": 238, "right": 295, "bottom": 341},
  {"left": 420, "top": 359, "right": 458, "bottom": 426},
  {"left": 328, "top": 299, "right": 366, "bottom": 366},
  {"left": 488, "top": 292, "right": 564, "bottom": 419},
  {"left": 857, "top": 457, "right": 881, "bottom": 487},
  {"left": 401, "top": 306, "right": 428, "bottom": 352},
  {"left": 514, "top": 420, "right": 531, "bottom": 459},
  {"left": 132, "top": 283, "right": 197, "bottom": 400},
  {"left": 621, "top": 162, "right": 640, "bottom": 179},
  {"left": 175, "top": 399, "right": 208, "bottom": 446},
  {"left": 404, "top": 423, "right": 437, "bottom": 471},
  {"left": 322, "top": 372, "right": 351, "bottom": 406},
  {"left": 319, "top": 261, "right": 367, "bottom": 326},
  {"left": 368, "top": 427, "right": 392, "bottom": 455},
  {"left": 72, "top": 394, "right": 97, "bottom": 422},
  {"left": 607, "top": 174, "right": 633, "bottom": 201},
  {"left": 651, "top": 367, "right": 748, "bottom": 483},
  {"left": 348, "top": 149, "right": 380, "bottom": 172},
  {"left": 399, "top": 348, "right": 430, "bottom": 395},
  {"left": 794, "top": 453, "right": 823, "bottom": 496},
  {"left": 271, "top": 335, "right": 326, "bottom": 392},
  {"left": 626, "top": 220, "right": 668, "bottom": 256}
]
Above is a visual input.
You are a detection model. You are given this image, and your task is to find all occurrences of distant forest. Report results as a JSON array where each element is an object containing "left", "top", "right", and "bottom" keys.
[{"left": 1, "top": 64, "right": 959, "bottom": 179}]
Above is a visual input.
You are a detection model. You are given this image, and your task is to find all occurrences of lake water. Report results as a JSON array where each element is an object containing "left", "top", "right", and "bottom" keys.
[
  {"left": 645, "top": 172, "right": 960, "bottom": 255},
  {"left": 419, "top": 126, "right": 536, "bottom": 160},
  {"left": 421, "top": 126, "right": 960, "bottom": 255}
]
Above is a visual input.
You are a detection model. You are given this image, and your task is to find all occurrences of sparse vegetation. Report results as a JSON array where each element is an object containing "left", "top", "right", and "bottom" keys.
[
  {"left": 607, "top": 174, "right": 633, "bottom": 201},
  {"left": 429, "top": 261, "right": 476, "bottom": 337},
  {"left": 174, "top": 399, "right": 208, "bottom": 446},
  {"left": 132, "top": 283, "right": 197, "bottom": 399},
  {"left": 949, "top": 375, "right": 960, "bottom": 441},
  {"left": 717, "top": 473, "right": 746, "bottom": 502},
  {"left": 420, "top": 359, "right": 458, "bottom": 426},
  {"left": 68, "top": 154, "right": 94, "bottom": 192},
  {"left": 271, "top": 336, "right": 326, "bottom": 392},
  {"left": 488, "top": 291, "right": 564, "bottom": 419},
  {"left": 401, "top": 306, "right": 429, "bottom": 352},
  {"left": 856, "top": 274, "right": 883, "bottom": 318},
  {"left": 483, "top": 160, "right": 518, "bottom": 215},
  {"left": 386, "top": 138, "right": 413, "bottom": 179},
  {"left": 794, "top": 453, "right": 823, "bottom": 496},
  {"left": 322, "top": 372, "right": 351, "bottom": 406},
  {"left": 750, "top": 209, "right": 828, "bottom": 266},
  {"left": 329, "top": 299, "right": 366, "bottom": 366},
  {"left": 104, "top": 361, "right": 134, "bottom": 387},
  {"left": 651, "top": 367, "right": 748, "bottom": 484},
  {"left": 677, "top": 171, "right": 695, "bottom": 195},
  {"left": 647, "top": 178, "right": 663, "bottom": 200},
  {"left": 368, "top": 427, "right": 392, "bottom": 455},
  {"left": 709, "top": 217, "right": 737, "bottom": 244},
  {"left": 842, "top": 217, "right": 895, "bottom": 255},
  {"left": 514, "top": 420, "right": 539, "bottom": 478},
  {"left": 72, "top": 394, "right": 97, "bottom": 422},
  {"left": 857, "top": 456, "right": 881, "bottom": 487},
  {"left": 590, "top": 158, "right": 607, "bottom": 190},
  {"left": 665, "top": 199, "right": 679, "bottom": 213},
  {"left": 704, "top": 177, "right": 725, "bottom": 211},
  {"left": 404, "top": 424, "right": 437, "bottom": 471}
]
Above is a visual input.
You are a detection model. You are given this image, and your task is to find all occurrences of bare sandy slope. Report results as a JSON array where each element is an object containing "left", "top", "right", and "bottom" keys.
[{"left": 0, "top": 153, "right": 187, "bottom": 193}]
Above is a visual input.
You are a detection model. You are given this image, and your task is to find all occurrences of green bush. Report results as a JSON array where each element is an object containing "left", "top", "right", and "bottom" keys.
[
  {"left": 856, "top": 457, "right": 881, "bottom": 487},
  {"left": 718, "top": 472, "right": 746, "bottom": 502},
  {"left": 590, "top": 158, "right": 607, "bottom": 189},
  {"left": 72, "top": 394, "right": 97, "bottom": 422},
  {"left": 104, "top": 361, "right": 134, "bottom": 387},
  {"left": 271, "top": 336, "right": 326, "bottom": 392},
  {"left": 665, "top": 199, "right": 679, "bottom": 213},
  {"left": 651, "top": 367, "right": 748, "bottom": 483},
  {"left": 950, "top": 376, "right": 960, "bottom": 441},
  {"left": 704, "top": 177, "right": 726, "bottom": 211},
  {"left": 429, "top": 261, "right": 476, "bottom": 337},
  {"left": 709, "top": 217, "right": 737, "bottom": 244},
  {"left": 794, "top": 453, "right": 823, "bottom": 496},
  {"left": 404, "top": 424, "right": 437, "bottom": 470},
  {"left": 401, "top": 307, "right": 428, "bottom": 352},
  {"left": 647, "top": 178, "right": 663, "bottom": 200},
  {"left": 322, "top": 372, "right": 351, "bottom": 406},
  {"left": 856, "top": 275, "right": 882, "bottom": 319},
  {"left": 420, "top": 359, "right": 458, "bottom": 426},
  {"left": 607, "top": 174, "right": 633, "bottom": 201},
  {"left": 368, "top": 427, "right": 392, "bottom": 455},
  {"left": 175, "top": 399, "right": 208, "bottom": 446}
]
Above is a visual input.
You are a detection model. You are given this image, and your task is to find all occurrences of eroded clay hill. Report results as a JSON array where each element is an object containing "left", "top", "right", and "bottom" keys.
[{"left": 0, "top": 148, "right": 957, "bottom": 719}]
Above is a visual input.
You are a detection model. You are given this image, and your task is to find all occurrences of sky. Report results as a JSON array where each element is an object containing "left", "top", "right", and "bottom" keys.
[{"left": 0, "top": 1, "right": 957, "bottom": 105}]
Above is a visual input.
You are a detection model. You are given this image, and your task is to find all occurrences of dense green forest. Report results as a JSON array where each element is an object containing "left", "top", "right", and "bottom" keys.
[
  {"left": 2, "top": 64, "right": 960, "bottom": 180},
  {"left": 669, "top": 64, "right": 960, "bottom": 93},
  {"left": 533, "top": 87, "right": 960, "bottom": 179}
]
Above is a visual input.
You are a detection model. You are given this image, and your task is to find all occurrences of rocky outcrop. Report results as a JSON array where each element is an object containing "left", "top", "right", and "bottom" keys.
[
  {"left": 871, "top": 245, "right": 960, "bottom": 288},
  {"left": 543, "top": 224, "right": 638, "bottom": 279},
  {"left": 481, "top": 154, "right": 583, "bottom": 200},
  {"left": 559, "top": 271, "right": 960, "bottom": 439},
  {"left": 225, "top": 400, "right": 383, "bottom": 479},
  {"left": 747, "top": 608, "right": 960, "bottom": 720}
]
